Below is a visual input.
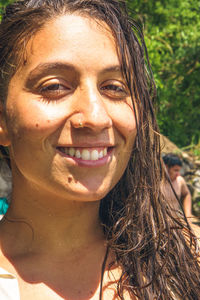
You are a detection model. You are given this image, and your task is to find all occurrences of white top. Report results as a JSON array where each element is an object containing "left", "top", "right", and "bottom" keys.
[{"left": 0, "top": 268, "right": 20, "bottom": 300}]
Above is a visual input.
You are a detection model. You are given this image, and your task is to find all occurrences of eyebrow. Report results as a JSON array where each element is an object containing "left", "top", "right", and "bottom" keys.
[
  {"left": 29, "top": 62, "right": 75, "bottom": 76},
  {"left": 28, "top": 62, "right": 121, "bottom": 75},
  {"left": 102, "top": 65, "right": 122, "bottom": 73},
  {"left": 25, "top": 62, "right": 74, "bottom": 82}
]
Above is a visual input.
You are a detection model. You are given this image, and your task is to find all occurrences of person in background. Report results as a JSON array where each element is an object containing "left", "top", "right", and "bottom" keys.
[{"left": 162, "top": 153, "right": 195, "bottom": 220}]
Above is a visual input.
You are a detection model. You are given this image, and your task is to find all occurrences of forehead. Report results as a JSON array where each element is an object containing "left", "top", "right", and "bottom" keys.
[
  {"left": 170, "top": 165, "right": 181, "bottom": 171},
  {"left": 20, "top": 14, "right": 119, "bottom": 73}
]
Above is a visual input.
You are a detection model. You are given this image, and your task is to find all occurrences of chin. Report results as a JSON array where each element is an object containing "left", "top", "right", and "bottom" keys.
[
  {"left": 71, "top": 187, "right": 110, "bottom": 202},
  {"left": 66, "top": 176, "right": 115, "bottom": 199}
]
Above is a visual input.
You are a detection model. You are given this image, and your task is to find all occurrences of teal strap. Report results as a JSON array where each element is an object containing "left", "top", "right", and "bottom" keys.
[{"left": 0, "top": 198, "right": 9, "bottom": 214}]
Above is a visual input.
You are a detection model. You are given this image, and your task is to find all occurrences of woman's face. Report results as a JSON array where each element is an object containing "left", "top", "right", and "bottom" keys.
[{"left": 1, "top": 14, "right": 137, "bottom": 202}]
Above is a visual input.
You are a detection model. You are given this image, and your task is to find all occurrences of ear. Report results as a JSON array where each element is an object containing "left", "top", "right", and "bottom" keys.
[{"left": 0, "top": 102, "right": 11, "bottom": 147}]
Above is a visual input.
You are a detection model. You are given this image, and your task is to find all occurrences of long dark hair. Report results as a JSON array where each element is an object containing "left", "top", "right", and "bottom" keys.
[{"left": 0, "top": 1, "right": 200, "bottom": 299}]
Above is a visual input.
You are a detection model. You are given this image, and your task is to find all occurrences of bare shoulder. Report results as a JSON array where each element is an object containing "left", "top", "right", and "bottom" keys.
[
  {"left": 177, "top": 175, "right": 190, "bottom": 195},
  {"left": 177, "top": 175, "right": 186, "bottom": 185}
]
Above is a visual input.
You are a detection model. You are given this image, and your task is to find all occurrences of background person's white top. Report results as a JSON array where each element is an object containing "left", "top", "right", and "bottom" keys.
[{"left": 0, "top": 268, "right": 20, "bottom": 300}]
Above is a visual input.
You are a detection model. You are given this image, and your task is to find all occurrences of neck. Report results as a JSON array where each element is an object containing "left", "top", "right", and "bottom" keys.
[{"left": 0, "top": 182, "right": 104, "bottom": 257}]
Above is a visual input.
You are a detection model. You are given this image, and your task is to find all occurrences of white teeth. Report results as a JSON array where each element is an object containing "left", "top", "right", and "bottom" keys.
[
  {"left": 99, "top": 150, "right": 103, "bottom": 159},
  {"left": 64, "top": 147, "right": 109, "bottom": 160},
  {"left": 91, "top": 150, "right": 99, "bottom": 161},
  {"left": 69, "top": 147, "right": 75, "bottom": 157},
  {"left": 82, "top": 149, "right": 90, "bottom": 160},
  {"left": 75, "top": 150, "right": 81, "bottom": 158}
]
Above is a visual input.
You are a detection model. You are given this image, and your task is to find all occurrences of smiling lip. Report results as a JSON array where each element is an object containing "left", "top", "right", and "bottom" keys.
[{"left": 56, "top": 146, "right": 114, "bottom": 167}]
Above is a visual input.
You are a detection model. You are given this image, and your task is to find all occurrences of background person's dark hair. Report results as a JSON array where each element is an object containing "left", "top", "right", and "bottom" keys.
[
  {"left": 0, "top": 1, "right": 200, "bottom": 299},
  {"left": 162, "top": 153, "right": 182, "bottom": 168}
]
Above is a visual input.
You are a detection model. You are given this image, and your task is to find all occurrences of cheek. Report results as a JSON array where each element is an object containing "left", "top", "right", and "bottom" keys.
[
  {"left": 6, "top": 101, "right": 70, "bottom": 139},
  {"left": 110, "top": 103, "right": 136, "bottom": 181},
  {"left": 110, "top": 102, "right": 137, "bottom": 143}
]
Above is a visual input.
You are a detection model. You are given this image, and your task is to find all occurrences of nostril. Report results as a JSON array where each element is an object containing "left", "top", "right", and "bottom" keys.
[{"left": 69, "top": 108, "right": 112, "bottom": 131}]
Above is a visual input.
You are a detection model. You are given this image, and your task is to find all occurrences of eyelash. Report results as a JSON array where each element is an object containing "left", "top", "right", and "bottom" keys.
[
  {"left": 39, "top": 83, "right": 70, "bottom": 100},
  {"left": 101, "top": 83, "right": 128, "bottom": 99},
  {"left": 39, "top": 81, "right": 128, "bottom": 101}
]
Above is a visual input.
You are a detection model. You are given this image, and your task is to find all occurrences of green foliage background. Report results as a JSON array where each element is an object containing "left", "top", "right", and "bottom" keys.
[
  {"left": 128, "top": 0, "right": 200, "bottom": 147},
  {"left": 1, "top": 0, "right": 200, "bottom": 148},
  {"left": 0, "top": 0, "right": 13, "bottom": 12}
]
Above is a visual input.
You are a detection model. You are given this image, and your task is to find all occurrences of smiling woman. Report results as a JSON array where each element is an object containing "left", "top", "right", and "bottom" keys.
[
  {"left": 4, "top": 13, "right": 136, "bottom": 201},
  {"left": 0, "top": 1, "right": 199, "bottom": 300}
]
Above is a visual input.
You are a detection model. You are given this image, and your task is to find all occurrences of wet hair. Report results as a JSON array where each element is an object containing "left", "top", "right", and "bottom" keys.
[
  {"left": 0, "top": 1, "right": 200, "bottom": 299},
  {"left": 163, "top": 153, "right": 182, "bottom": 168}
]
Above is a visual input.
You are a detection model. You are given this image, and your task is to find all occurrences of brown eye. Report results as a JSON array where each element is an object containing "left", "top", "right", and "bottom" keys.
[
  {"left": 42, "top": 84, "right": 64, "bottom": 91},
  {"left": 41, "top": 83, "right": 67, "bottom": 92},
  {"left": 101, "top": 83, "right": 128, "bottom": 99},
  {"left": 102, "top": 85, "right": 123, "bottom": 92},
  {"left": 40, "top": 83, "right": 70, "bottom": 100}
]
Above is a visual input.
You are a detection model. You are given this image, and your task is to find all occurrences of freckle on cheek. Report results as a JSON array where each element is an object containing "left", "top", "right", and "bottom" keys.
[{"left": 35, "top": 123, "right": 39, "bottom": 128}]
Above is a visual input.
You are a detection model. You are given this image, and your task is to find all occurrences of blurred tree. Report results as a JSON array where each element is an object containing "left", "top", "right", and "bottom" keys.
[
  {"left": 0, "top": 0, "right": 14, "bottom": 17},
  {"left": 128, "top": 0, "right": 200, "bottom": 147},
  {"left": 1, "top": 0, "right": 200, "bottom": 147},
  {"left": 0, "top": 0, "right": 13, "bottom": 8}
]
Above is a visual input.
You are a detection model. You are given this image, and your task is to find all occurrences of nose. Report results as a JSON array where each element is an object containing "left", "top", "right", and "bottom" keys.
[{"left": 70, "top": 81, "right": 112, "bottom": 132}]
